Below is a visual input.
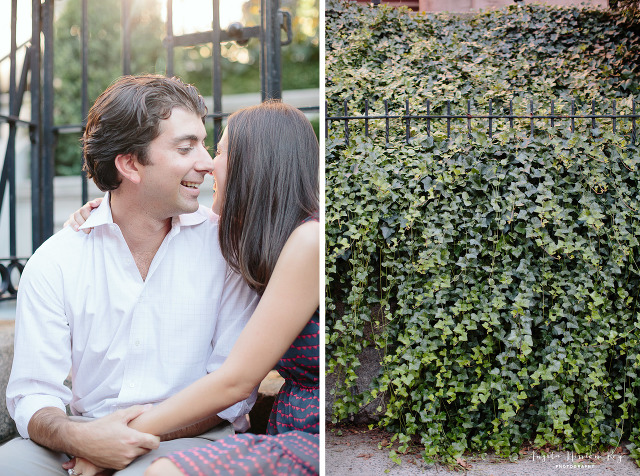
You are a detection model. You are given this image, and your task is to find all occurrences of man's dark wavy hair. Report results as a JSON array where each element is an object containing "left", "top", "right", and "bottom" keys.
[{"left": 82, "top": 75, "right": 207, "bottom": 191}]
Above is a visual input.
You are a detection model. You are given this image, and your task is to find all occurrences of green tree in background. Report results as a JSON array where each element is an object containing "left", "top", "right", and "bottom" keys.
[
  {"left": 172, "top": 0, "right": 319, "bottom": 95},
  {"left": 53, "top": 0, "right": 165, "bottom": 175},
  {"left": 53, "top": 0, "right": 319, "bottom": 176}
]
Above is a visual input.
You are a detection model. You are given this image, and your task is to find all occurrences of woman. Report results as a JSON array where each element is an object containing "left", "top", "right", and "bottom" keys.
[{"left": 66, "top": 100, "right": 320, "bottom": 476}]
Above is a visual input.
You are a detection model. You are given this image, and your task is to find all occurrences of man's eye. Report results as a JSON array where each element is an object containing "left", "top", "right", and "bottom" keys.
[{"left": 178, "top": 147, "right": 193, "bottom": 154}]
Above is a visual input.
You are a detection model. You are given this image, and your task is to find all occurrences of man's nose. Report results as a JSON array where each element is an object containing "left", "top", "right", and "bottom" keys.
[{"left": 195, "top": 145, "right": 214, "bottom": 173}]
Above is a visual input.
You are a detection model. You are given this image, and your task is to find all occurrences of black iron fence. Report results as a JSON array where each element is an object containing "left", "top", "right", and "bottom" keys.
[
  {"left": 326, "top": 97, "right": 639, "bottom": 146},
  {"left": 0, "top": 0, "right": 316, "bottom": 301}
]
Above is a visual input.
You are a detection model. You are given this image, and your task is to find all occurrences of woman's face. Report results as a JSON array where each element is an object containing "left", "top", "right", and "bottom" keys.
[{"left": 212, "top": 128, "right": 229, "bottom": 215}]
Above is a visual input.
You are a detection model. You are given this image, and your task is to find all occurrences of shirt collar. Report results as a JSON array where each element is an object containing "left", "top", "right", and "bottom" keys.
[
  {"left": 172, "top": 206, "right": 213, "bottom": 227},
  {"left": 79, "top": 192, "right": 113, "bottom": 230},
  {"left": 79, "top": 192, "right": 211, "bottom": 230}
]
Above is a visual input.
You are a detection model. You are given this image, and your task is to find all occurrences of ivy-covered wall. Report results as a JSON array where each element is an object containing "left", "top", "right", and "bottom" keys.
[{"left": 325, "top": 0, "right": 640, "bottom": 464}]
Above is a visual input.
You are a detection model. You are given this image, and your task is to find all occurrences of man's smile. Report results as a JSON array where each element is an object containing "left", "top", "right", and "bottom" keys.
[{"left": 181, "top": 181, "right": 200, "bottom": 189}]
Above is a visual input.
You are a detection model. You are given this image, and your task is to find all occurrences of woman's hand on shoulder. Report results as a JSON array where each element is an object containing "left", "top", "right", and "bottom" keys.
[{"left": 64, "top": 197, "right": 102, "bottom": 233}]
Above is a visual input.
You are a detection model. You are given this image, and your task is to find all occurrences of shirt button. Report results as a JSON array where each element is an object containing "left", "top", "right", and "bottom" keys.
[
  {"left": 135, "top": 340, "right": 141, "bottom": 346},
  {"left": 129, "top": 382, "right": 135, "bottom": 388}
]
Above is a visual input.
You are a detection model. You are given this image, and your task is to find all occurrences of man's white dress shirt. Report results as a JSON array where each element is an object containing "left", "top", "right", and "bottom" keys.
[{"left": 6, "top": 194, "right": 259, "bottom": 438}]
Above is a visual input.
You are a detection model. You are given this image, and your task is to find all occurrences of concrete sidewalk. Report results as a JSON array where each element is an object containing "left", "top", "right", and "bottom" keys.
[{"left": 326, "top": 426, "right": 640, "bottom": 475}]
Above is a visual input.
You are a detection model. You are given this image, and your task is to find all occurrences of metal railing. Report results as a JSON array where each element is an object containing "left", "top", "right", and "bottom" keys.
[{"left": 326, "top": 98, "right": 640, "bottom": 146}]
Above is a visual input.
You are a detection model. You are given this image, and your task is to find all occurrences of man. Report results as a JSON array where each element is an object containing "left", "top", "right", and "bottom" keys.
[{"left": 0, "top": 75, "right": 259, "bottom": 475}]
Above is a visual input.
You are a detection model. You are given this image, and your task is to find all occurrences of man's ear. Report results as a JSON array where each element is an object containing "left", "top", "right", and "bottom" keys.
[{"left": 114, "top": 153, "right": 141, "bottom": 184}]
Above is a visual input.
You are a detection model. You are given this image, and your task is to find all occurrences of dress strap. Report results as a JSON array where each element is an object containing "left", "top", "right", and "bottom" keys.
[{"left": 300, "top": 212, "right": 319, "bottom": 225}]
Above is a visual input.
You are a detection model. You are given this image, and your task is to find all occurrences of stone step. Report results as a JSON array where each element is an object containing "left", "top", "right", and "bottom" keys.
[{"left": 0, "top": 321, "right": 16, "bottom": 443}]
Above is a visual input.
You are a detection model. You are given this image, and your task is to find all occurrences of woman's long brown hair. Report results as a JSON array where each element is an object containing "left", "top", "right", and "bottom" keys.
[{"left": 218, "top": 101, "right": 319, "bottom": 295}]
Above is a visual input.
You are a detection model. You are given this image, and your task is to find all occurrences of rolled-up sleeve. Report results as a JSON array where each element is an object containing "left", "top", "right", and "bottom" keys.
[
  {"left": 6, "top": 253, "right": 72, "bottom": 438},
  {"left": 207, "top": 267, "right": 260, "bottom": 423}
]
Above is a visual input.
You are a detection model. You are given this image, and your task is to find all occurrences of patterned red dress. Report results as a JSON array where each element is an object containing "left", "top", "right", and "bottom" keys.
[{"left": 165, "top": 219, "right": 320, "bottom": 476}]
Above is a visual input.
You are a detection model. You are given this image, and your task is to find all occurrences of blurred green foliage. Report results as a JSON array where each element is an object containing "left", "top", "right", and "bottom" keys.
[{"left": 53, "top": 0, "right": 318, "bottom": 176}]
